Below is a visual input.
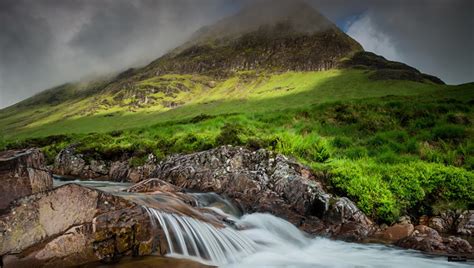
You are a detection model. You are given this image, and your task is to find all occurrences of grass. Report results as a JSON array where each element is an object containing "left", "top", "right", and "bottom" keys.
[
  {"left": 0, "top": 69, "right": 447, "bottom": 139},
  {"left": 1, "top": 70, "right": 473, "bottom": 224}
]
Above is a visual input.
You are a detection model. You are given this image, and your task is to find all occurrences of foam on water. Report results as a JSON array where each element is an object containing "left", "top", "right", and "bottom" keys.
[
  {"left": 54, "top": 179, "right": 471, "bottom": 267},
  {"left": 148, "top": 211, "right": 470, "bottom": 267}
]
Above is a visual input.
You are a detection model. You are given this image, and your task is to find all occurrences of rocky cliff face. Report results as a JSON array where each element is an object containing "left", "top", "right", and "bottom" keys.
[
  {"left": 138, "top": 1, "right": 362, "bottom": 79},
  {"left": 0, "top": 149, "right": 53, "bottom": 210}
]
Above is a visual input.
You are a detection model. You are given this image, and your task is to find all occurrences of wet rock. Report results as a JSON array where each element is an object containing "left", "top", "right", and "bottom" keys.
[
  {"left": 396, "top": 225, "right": 472, "bottom": 254},
  {"left": 151, "top": 146, "right": 375, "bottom": 240},
  {"left": 429, "top": 216, "right": 450, "bottom": 234},
  {"left": 375, "top": 223, "right": 415, "bottom": 242},
  {"left": 0, "top": 184, "right": 155, "bottom": 267},
  {"left": 127, "top": 178, "right": 181, "bottom": 193},
  {"left": 0, "top": 148, "right": 53, "bottom": 210},
  {"left": 419, "top": 215, "right": 430, "bottom": 226},
  {"left": 53, "top": 146, "right": 88, "bottom": 178},
  {"left": 109, "top": 161, "right": 130, "bottom": 181},
  {"left": 53, "top": 146, "right": 156, "bottom": 182},
  {"left": 398, "top": 216, "right": 412, "bottom": 225},
  {"left": 457, "top": 210, "right": 474, "bottom": 236}
]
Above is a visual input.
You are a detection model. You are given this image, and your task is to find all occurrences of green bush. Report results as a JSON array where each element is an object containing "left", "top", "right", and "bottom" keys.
[
  {"left": 330, "top": 160, "right": 474, "bottom": 223},
  {"left": 329, "top": 160, "right": 400, "bottom": 223}
]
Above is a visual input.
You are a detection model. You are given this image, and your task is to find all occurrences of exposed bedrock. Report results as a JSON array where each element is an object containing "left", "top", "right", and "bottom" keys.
[
  {"left": 53, "top": 145, "right": 156, "bottom": 183},
  {"left": 146, "top": 146, "right": 375, "bottom": 241},
  {"left": 2, "top": 145, "right": 471, "bottom": 265},
  {"left": 0, "top": 184, "right": 156, "bottom": 267},
  {"left": 0, "top": 148, "right": 53, "bottom": 211}
]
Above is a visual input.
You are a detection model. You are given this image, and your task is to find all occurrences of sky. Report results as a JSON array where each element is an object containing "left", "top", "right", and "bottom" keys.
[{"left": 0, "top": 0, "right": 473, "bottom": 108}]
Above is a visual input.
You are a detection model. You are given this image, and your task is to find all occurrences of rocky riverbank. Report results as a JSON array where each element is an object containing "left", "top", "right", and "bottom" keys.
[{"left": 0, "top": 146, "right": 472, "bottom": 267}]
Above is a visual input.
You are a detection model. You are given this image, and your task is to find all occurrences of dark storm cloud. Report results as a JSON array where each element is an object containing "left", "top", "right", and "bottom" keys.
[
  {"left": 0, "top": 0, "right": 473, "bottom": 108},
  {"left": 0, "top": 0, "right": 235, "bottom": 108},
  {"left": 335, "top": 0, "right": 474, "bottom": 85},
  {"left": 0, "top": 0, "right": 55, "bottom": 108}
]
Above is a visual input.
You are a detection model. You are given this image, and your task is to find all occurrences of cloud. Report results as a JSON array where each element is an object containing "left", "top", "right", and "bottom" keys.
[
  {"left": 340, "top": 0, "right": 474, "bottom": 84},
  {"left": 346, "top": 13, "right": 399, "bottom": 61},
  {"left": 0, "top": 0, "right": 234, "bottom": 108},
  {"left": 0, "top": 0, "right": 473, "bottom": 108}
]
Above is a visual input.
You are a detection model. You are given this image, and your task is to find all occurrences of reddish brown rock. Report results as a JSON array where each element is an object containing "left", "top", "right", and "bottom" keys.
[
  {"left": 457, "top": 210, "right": 474, "bottom": 236},
  {"left": 0, "top": 148, "right": 53, "bottom": 210},
  {"left": 375, "top": 223, "right": 415, "bottom": 242},
  {"left": 396, "top": 225, "right": 472, "bottom": 254},
  {"left": 0, "top": 184, "right": 156, "bottom": 267}
]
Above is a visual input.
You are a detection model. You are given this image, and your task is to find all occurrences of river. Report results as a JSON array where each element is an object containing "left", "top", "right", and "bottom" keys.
[{"left": 53, "top": 179, "right": 472, "bottom": 268}]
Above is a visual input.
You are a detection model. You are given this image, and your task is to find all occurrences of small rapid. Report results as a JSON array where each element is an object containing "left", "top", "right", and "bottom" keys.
[{"left": 53, "top": 179, "right": 472, "bottom": 267}]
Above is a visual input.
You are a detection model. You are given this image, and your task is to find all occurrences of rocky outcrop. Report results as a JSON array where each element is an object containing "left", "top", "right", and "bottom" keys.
[
  {"left": 417, "top": 211, "right": 474, "bottom": 237},
  {"left": 0, "top": 148, "right": 53, "bottom": 210},
  {"left": 0, "top": 184, "right": 156, "bottom": 267},
  {"left": 53, "top": 146, "right": 156, "bottom": 182},
  {"left": 341, "top": 51, "right": 445, "bottom": 85},
  {"left": 397, "top": 225, "right": 472, "bottom": 254},
  {"left": 457, "top": 210, "right": 474, "bottom": 236},
  {"left": 149, "top": 146, "right": 375, "bottom": 241}
]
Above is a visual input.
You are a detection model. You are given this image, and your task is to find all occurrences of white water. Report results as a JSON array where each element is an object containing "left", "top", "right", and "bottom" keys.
[
  {"left": 54, "top": 179, "right": 472, "bottom": 267},
  {"left": 148, "top": 210, "right": 471, "bottom": 268}
]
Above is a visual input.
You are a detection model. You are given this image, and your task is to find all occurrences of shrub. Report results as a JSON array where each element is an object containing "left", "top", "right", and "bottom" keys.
[
  {"left": 329, "top": 160, "right": 400, "bottom": 223},
  {"left": 329, "top": 160, "right": 474, "bottom": 223}
]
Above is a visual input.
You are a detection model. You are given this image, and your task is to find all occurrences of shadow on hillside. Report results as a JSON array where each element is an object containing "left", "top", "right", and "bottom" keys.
[{"left": 12, "top": 70, "right": 472, "bottom": 139}]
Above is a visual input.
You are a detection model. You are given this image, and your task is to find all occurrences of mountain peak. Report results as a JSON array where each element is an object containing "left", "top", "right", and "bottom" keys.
[{"left": 190, "top": 0, "right": 336, "bottom": 44}]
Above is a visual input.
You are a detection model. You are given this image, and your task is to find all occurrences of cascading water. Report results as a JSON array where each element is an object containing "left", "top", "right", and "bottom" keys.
[
  {"left": 53, "top": 179, "right": 472, "bottom": 268},
  {"left": 147, "top": 210, "right": 471, "bottom": 268},
  {"left": 144, "top": 208, "right": 257, "bottom": 265}
]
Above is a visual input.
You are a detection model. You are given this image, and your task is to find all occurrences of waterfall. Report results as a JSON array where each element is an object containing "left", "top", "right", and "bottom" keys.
[{"left": 145, "top": 207, "right": 258, "bottom": 266}]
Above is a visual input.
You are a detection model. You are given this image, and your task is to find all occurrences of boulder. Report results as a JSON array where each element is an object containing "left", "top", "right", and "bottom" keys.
[
  {"left": 53, "top": 146, "right": 156, "bottom": 182},
  {"left": 429, "top": 216, "right": 450, "bottom": 234},
  {"left": 457, "top": 210, "right": 474, "bottom": 236},
  {"left": 0, "top": 184, "right": 156, "bottom": 267},
  {"left": 0, "top": 148, "right": 53, "bottom": 210},
  {"left": 374, "top": 223, "right": 415, "bottom": 242},
  {"left": 396, "top": 225, "right": 472, "bottom": 254},
  {"left": 151, "top": 146, "right": 375, "bottom": 240},
  {"left": 53, "top": 146, "right": 108, "bottom": 180}
]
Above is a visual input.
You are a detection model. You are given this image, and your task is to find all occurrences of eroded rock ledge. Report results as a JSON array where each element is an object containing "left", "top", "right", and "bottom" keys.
[
  {"left": 0, "top": 184, "right": 156, "bottom": 267},
  {"left": 1, "top": 146, "right": 472, "bottom": 267},
  {"left": 148, "top": 146, "right": 374, "bottom": 240},
  {"left": 0, "top": 149, "right": 53, "bottom": 210}
]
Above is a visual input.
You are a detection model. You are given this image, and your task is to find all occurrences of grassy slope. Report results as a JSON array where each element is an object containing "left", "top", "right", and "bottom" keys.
[
  {"left": 1, "top": 71, "right": 473, "bottom": 224},
  {"left": 0, "top": 70, "right": 448, "bottom": 138}
]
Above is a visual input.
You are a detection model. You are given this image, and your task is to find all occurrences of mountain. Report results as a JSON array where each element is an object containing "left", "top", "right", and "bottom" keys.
[
  {"left": 1, "top": 0, "right": 472, "bottom": 227},
  {"left": 0, "top": 0, "right": 463, "bottom": 138}
]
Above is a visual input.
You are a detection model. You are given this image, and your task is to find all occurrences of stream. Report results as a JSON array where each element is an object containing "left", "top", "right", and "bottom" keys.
[{"left": 53, "top": 179, "right": 472, "bottom": 268}]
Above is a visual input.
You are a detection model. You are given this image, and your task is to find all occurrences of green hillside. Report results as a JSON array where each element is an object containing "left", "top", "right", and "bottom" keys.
[
  {"left": 0, "top": 0, "right": 472, "bottom": 224},
  {"left": 0, "top": 69, "right": 452, "bottom": 138}
]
